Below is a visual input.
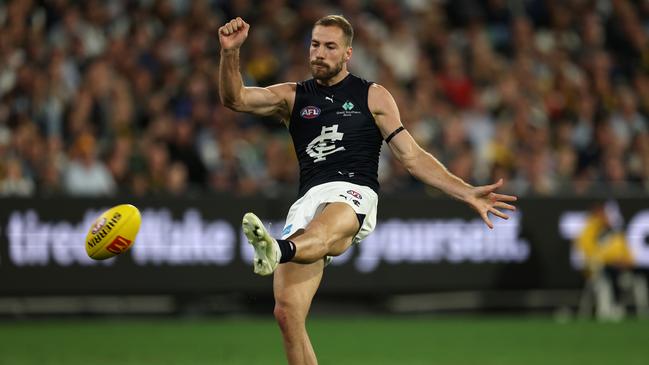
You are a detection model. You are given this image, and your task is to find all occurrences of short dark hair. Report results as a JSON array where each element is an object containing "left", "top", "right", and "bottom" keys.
[{"left": 314, "top": 15, "right": 354, "bottom": 46}]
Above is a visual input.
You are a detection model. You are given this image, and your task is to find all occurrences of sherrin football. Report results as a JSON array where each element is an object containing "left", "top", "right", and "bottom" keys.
[{"left": 85, "top": 204, "right": 141, "bottom": 260}]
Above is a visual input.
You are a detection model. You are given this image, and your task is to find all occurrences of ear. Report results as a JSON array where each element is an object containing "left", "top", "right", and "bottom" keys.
[{"left": 345, "top": 46, "right": 353, "bottom": 62}]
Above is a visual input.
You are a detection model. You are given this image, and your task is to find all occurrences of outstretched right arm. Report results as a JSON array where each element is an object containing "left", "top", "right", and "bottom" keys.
[{"left": 218, "top": 18, "right": 294, "bottom": 122}]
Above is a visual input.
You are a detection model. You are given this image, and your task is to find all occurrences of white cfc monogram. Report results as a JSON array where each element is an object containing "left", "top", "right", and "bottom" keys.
[{"left": 306, "top": 124, "right": 345, "bottom": 162}]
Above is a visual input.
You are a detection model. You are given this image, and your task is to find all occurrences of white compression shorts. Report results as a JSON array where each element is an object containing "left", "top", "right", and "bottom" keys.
[{"left": 280, "top": 181, "right": 378, "bottom": 245}]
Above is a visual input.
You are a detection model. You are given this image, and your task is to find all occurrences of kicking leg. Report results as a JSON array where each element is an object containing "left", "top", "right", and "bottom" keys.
[
  {"left": 290, "top": 202, "right": 360, "bottom": 263},
  {"left": 273, "top": 259, "right": 324, "bottom": 365},
  {"left": 242, "top": 202, "right": 359, "bottom": 274}
]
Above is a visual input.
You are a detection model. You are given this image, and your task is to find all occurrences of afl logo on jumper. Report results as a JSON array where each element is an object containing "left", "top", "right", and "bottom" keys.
[
  {"left": 300, "top": 106, "right": 321, "bottom": 119},
  {"left": 306, "top": 124, "right": 345, "bottom": 162}
]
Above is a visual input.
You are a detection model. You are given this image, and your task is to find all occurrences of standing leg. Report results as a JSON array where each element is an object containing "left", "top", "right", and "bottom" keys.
[
  {"left": 242, "top": 202, "right": 361, "bottom": 362},
  {"left": 273, "top": 260, "right": 324, "bottom": 365},
  {"left": 272, "top": 203, "right": 360, "bottom": 364}
]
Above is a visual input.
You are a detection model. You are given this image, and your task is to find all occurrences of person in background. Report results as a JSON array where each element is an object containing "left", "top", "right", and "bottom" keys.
[{"left": 575, "top": 200, "right": 648, "bottom": 320}]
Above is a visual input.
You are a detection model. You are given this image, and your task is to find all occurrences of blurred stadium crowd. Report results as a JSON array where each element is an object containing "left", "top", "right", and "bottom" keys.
[{"left": 0, "top": 0, "right": 648, "bottom": 197}]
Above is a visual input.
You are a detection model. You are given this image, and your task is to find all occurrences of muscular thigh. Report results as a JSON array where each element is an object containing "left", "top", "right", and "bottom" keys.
[{"left": 308, "top": 202, "right": 359, "bottom": 256}]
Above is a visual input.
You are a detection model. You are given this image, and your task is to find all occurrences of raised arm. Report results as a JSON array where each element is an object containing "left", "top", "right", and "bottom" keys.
[
  {"left": 218, "top": 18, "right": 294, "bottom": 122},
  {"left": 368, "top": 84, "right": 517, "bottom": 228}
]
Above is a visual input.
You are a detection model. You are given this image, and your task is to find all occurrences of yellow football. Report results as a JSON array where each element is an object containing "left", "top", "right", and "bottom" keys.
[{"left": 85, "top": 204, "right": 141, "bottom": 260}]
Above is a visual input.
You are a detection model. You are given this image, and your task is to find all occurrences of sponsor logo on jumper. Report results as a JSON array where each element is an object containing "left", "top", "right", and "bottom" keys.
[
  {"left": 353, "top": 199, "right": 361, "bottom": 207},
  {"left": 347, "top": 190, "right": 362, "bottom": 200},
  {"left": 306, "top": 124, "right": 345, "bottom": 162},
  {"left": 300, "top": 106, "right": 321, "bottom": 119},
  {"left": 336, "top": 100, "right": 362, "bottom": 117},
  {"left": 325, "top": 96, "right": 334, "bottom": 103}
]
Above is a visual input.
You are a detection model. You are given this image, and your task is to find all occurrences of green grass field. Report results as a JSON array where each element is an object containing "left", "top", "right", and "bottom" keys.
[{"left": 0, "top": 316, "right": 647, "bottom": 365}]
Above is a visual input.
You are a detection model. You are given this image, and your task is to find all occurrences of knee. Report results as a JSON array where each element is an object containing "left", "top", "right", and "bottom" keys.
[
  {"left": 274, "top": 303, "right": 298, "bottom": 334},
  {"left": 273, "top": 304, "right": 288, "bottom": 333},
  {"left": 273, "top": 300, "right": 307, "bottom": 333}
]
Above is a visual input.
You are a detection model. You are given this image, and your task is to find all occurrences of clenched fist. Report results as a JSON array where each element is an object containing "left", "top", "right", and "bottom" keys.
[{"left": 219, "top": 17, "right": 250, "bottom": 51}]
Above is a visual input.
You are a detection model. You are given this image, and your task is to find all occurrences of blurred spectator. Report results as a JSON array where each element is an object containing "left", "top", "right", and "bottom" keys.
[
  {"left": 437, "top": 48, "right": 475, "bottom": 108},
  {"left": 144, "top": 140, "right": 171, "bottom": 193},
  {"left": 37, "top": 136, "right": 66, "bottom": 196},
  {"left": 166, "top": 160, "right": 189, "bottom": 196},
  {"left": 610, "top": 85, "right": 648, "bottom": 150},
  {"left": 0, "top": 156, "right": 34, "bottom": 196},
  {"left": 63, "top": 132, "right": 115, "bottom": 196},
  {"left": 167, "top": 120, "right": 208, "bottom": 189}
]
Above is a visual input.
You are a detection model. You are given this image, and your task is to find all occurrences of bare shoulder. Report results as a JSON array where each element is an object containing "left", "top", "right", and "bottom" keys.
[
  {"left": 368, "top": 83, "right": 391, "bottom": 98},
  {"left": 267, "top": 82, "right": 297, "bottom": 99},
  {"left": 368, "top": 83, "right": 396, "bottom": 115}
]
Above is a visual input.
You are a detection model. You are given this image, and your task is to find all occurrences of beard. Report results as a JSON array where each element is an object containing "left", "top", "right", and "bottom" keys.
[{"left": 310, "top": 59, "right": 344, "bottom": 82}]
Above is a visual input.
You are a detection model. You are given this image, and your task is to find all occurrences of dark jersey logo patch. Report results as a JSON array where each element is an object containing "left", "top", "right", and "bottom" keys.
[{"left": 300, "top": 106, "right": 321, "bottom": 119}]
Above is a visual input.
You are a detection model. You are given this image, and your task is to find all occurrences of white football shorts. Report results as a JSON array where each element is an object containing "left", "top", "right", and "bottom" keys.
[{"left": 280, "top": 181, "right": 378, "bottom": 245}]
